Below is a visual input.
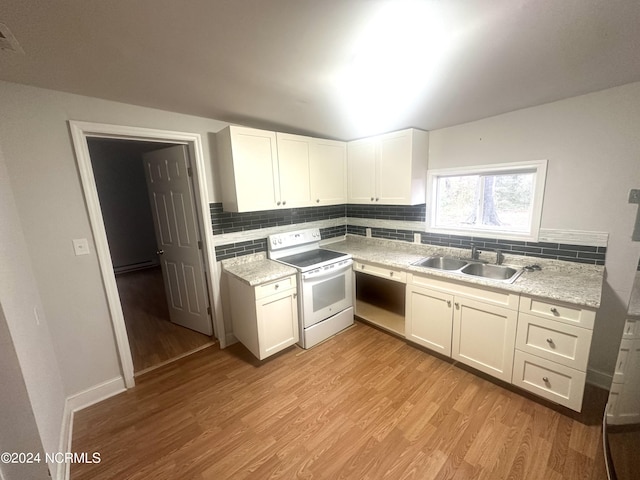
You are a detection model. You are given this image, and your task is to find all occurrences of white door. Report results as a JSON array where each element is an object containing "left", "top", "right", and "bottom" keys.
[{"left": 142, "top": 145, "right": 212, "bottom": 335}]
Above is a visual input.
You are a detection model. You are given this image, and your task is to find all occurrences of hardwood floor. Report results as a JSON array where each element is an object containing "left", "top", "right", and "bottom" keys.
[
  {"left": 71, "top": 322, "right": 609, "bottom": 480},
  {"left": 116, "top": 267, "right": 214, "bottom": 374}
]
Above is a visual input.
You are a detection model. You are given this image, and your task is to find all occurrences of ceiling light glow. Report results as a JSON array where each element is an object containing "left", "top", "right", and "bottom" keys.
[{"left": 333, "top": 0, "right": 457, "bottom": 136}]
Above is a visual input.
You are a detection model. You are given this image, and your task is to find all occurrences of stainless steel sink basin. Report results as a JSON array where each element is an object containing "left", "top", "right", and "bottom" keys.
[
  {"left": 460, "top": 263, "right": 522, "bottom": 282},
  {"left": 413, "top": 256, "right": 468, "bottom": 270}
]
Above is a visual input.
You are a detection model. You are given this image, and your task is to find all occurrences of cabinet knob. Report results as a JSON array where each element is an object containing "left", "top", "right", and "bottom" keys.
[
  {"left": 375, "top": 197, "right": 379, "bottom": 201},
  {"left": 447, "top": 300, "right": 451, "bottom": 307},
  {"left": 542, "top": 376, "right": 550, "bottom": 384},
  {"left": 361, "top": 265, "right": 365, "bottom": 269},
  {"left": 275, "top": 284, "right": 279, "bottom": 289},
  {"left": 371, "top": 197, "right": 374, "bottom": 202},
  {"left": 550, "top": 307, "right": 559, "bottom": 315},
  {"left": 390, "top": 271, "right": 394, "bottom": 277},
  {"left": 455, "top": 302, "right": 460, "bottom": 309},
  {"left": 316, "top": 199, "right": 320, "bottom": 203},
  {"left": 283, "top": 200, "right": 287, "bottom": 206},
  {"left": 546, "top": 338, "right": 555, "bottom": 347},
  {"left": 277, "top": 201, "right": 281, "bottom": 206},
  {"left": 293, "top": 293, "right": 297, "bottom": 298}
]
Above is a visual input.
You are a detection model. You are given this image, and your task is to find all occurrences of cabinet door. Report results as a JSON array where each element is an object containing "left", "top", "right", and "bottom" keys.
[
  {"left": 406, "top": 286, "right": 453, "bottom": 356},
  {"left": 377, "top": 130, "right": 412, "bottom": 204},
  {"left": 452, "top": 297, "right": 517, "bottom": 382},
  {"left": 257, "top": 288, "right": 299, "bottom": 359},
  {"left": 347, "top": 138, "right": 376, "bottom": 203},
  {"left": 309, "top": 139, "right": 347, "bottom": 205},
  {"left": 276, "top": 133, "right": 312, "bottom": 208},
  {"left": 228, "top": 126, "right": 280, "bottom": 211}
]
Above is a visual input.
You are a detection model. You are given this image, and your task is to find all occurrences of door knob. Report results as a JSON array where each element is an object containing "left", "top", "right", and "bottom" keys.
[{"left": 156, "top": 249, "right": 164, "bottom": 255}]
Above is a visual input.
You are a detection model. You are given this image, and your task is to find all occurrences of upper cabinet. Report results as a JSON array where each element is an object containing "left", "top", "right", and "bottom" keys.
[
  {"left": 347, "top": 128, "right": 429, "bottom": 205},
  {"left": 216, "top": 126, "right": 347, "bottom": 212}
]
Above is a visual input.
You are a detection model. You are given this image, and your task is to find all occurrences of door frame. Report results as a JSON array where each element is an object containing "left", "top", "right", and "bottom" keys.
[{"left": 69, "top": 120, "right": 225, "bottom": 388}]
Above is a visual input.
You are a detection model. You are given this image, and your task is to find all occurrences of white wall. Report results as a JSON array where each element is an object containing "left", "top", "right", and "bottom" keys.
[
  {"left": 0, "top": 144, "right": 66, "bottom": 479},
  {"left": 0, "top": 81, "right": 228, "bottom": 397},
  {"left": 429, "top": 81, "right": 640, "bottom": 382}
]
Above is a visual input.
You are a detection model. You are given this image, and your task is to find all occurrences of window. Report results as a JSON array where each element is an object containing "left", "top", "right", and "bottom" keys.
[{"left": 427, "top": 160, "right": 547, "bottom": 241}]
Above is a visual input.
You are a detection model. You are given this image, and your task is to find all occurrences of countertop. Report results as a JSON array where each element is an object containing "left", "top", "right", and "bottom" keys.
[
  {"left": 628, "top": 271, "right": 640, "bottom": 317},
  {"left": 221, "top": 253, "right": 297, "bottom": 286},
  {"left": 322, "top": 235, "right": 605, "bottom": 309}
]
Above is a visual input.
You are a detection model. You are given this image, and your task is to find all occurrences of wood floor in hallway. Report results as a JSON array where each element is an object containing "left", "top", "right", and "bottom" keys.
[
  {"left": 71, "top": 321, "right": 609, "bottom": 480},
  {"left": 116, "top": 267, "right": 214, "bottom": 374}
]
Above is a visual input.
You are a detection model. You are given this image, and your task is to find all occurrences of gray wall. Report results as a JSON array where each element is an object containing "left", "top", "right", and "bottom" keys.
[{"left": 88, "top": 139, "right": 167, "bottom": 271}]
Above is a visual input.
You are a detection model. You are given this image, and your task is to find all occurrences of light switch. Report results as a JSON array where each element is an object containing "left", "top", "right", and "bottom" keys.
[{"left": 72, "top": 238, "right": 90, "bottom": 256}]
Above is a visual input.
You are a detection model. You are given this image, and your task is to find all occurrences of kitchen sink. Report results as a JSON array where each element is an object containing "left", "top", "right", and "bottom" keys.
[
  {"left": 412, "top": 256, "right": 524, "bottom": 283},
  {"left": 460, "top": 263, "right": 523, "bottom": 282},
  {"left": 413, "top": 256, "right": 468, "bottom": 270}
]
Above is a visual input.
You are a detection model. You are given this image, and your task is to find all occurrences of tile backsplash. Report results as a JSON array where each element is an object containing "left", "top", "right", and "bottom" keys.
[{"left": 211, "top": 202, "right": 606, "bottom": 265}]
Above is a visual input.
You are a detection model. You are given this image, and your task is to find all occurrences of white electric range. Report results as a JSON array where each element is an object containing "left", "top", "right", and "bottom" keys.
[{"left": 268, "top": 228, "right": 354, "bottom": 348}]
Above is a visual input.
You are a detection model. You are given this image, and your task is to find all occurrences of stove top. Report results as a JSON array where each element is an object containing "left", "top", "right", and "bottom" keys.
[{"left": 276, "top": 249, "right": 349, "bottom": 270}]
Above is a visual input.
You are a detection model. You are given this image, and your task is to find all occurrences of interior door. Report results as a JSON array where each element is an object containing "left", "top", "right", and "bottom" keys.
[{"left": 142, "top": 145, "right": 212, "bottom": 335}]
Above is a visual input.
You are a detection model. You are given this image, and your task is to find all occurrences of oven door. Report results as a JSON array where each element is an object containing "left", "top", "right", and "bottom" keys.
[{"left": 301, "top": 260, "right": 353, "bottom": 328}]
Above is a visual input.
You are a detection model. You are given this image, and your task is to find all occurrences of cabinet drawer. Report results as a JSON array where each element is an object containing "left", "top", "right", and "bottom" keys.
[
  {"left": 512, "top": 350, "right": 586, "bottom": 411},
  {"left": 516, "top": 313, "right": 592, "bottom": 370},
  {"left": 255, "top": 275, "right": 296, "bottom": 300},
  {"left": 410, "top": 273, "right": 519, "bottom": 310},
  {"left": 622, "top": 317, "right": 640, "bottom": 339},
  {"left": 355, "top": 261, "right": 406, "bottom": 283},
  {"left": 520, "top": 296, "right": 595, "bottom": 330}
]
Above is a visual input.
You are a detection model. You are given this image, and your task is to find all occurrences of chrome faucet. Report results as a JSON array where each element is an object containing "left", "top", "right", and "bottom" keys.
[{"left": 470, "top": 243, "right": 480, "bottom": 260}]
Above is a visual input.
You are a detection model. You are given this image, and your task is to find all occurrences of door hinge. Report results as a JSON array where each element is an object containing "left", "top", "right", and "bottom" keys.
[
  {"left": 187, "top": 167, "right": 193, "bottom": 177},
  {"left": 207, "top": 306, "right": 211, "bottom": 315},
  {"left": 198, "top": 240, "right": 203, "bottom": 249}
]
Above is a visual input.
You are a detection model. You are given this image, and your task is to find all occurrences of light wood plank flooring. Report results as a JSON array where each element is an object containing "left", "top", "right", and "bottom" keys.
[
  {"left": 71, "top": 322, "right": 608, "bottom": 480},
  {"left": 116, "top": 267, "right": 214, "bottom": 374}
]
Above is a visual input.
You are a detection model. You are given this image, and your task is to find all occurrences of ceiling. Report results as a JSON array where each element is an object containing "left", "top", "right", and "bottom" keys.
[{"left": 1, "top": 0, "right": 640, "bottom": 140}]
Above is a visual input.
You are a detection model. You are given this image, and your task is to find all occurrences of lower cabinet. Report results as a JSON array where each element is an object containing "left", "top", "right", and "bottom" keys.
[
  {"left": 452, "top": 297, "right": 517, "bottom": 383},
  {"left": 405, "top": 274, "right": 518, "bottom": 383},
  {"left": 227, "top": 274, "right": 299, "bottom": 360}
]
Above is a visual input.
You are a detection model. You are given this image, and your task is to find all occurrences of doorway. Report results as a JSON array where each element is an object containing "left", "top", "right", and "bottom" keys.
[
  {"left": 88, "top": 138, "right": 214, "bottom": 375},
  {"left": 70, "top": 121, "right": 226, "bottom": 388}
]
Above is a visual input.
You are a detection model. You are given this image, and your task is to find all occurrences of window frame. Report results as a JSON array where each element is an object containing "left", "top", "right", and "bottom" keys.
[{"left": 426, "top": 160, "right": 548, "bottom": 241}]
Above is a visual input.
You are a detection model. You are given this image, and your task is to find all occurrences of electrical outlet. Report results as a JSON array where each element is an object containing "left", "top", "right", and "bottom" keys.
[
  {"left": 365, "top": 228, "right": 372, "bottom": 237},
  {"left": 414, "top": 233, "right": 421, "bottom": 243},
  {"left": 72, "top": 238, "right": 90, "bottom": 256}
]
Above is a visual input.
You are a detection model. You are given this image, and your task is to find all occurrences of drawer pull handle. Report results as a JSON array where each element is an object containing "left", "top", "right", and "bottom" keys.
[
  {"left": 542, "top": 376, "right": 550, "bottom": 383},
  {"left": 550, "top": 307, "right": 559, "bottom": 315}
]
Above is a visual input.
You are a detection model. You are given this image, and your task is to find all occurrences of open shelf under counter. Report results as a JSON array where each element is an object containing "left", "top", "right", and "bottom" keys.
[
  {"left": 355, "top": 270, "right": 406, "bottom": 337},
  {"left": 355, "top": 299, "right": 405, "bottom": 336}
]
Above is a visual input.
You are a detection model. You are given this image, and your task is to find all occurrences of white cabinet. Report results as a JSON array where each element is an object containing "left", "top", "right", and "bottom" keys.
[
  {"left": 347, "top": 128, "right": 429, "bottom": 205},
  {"left": 452, "top": 297, "right": 518, "bottom": 382},
  {"left": 217, "top": 125, "right": 280, "bottom": 212},
  {"left": 406, "top": 273, "right": 519, "bottom": 382},
  {"left": 217, "top": 126, "right": 347, "bottom": 212},
  {"left": 608, "top": 314, "right": 640, "bottom": 424},
  {"left": 227, "top": 273, "right": 299, "bottom": 360},
  {"left": 512, "top": 296, "right": 595, "bottom": 412},
  {"left": 309, "top": 138, "right": 347, "bottom": 205},
  {"left": 275, "top": 133, "right": 312, "bottom": 208},
  {"left": 406, "top": 285, "right": 453, "bottom": 356}
]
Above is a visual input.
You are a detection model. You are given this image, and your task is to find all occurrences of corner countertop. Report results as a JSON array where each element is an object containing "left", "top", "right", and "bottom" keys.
[
  {"left": 221, "top": 253, "right": 297, "bottom": 287},
  {"left": 322, "top": 235, "right": 605, "bottom": 309},
  {"left": 628, "top": 271, "right": 640, "bottom": 317}
]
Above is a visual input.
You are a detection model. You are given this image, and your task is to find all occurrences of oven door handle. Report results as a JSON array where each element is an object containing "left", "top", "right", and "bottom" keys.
[{"left": 302, "top": 260, "right": 353, "bottom": 281}]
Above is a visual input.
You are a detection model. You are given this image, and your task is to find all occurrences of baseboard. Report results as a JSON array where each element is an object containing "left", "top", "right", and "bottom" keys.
[
  {"left": 225, "top": 332, "right": 238, "bottom": 347},
  {"left": 56, "top": 376, "right": 126, "bottom": 480},
  {"left": 587, "top": 367, "right": 613, "bottom": 391}
]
